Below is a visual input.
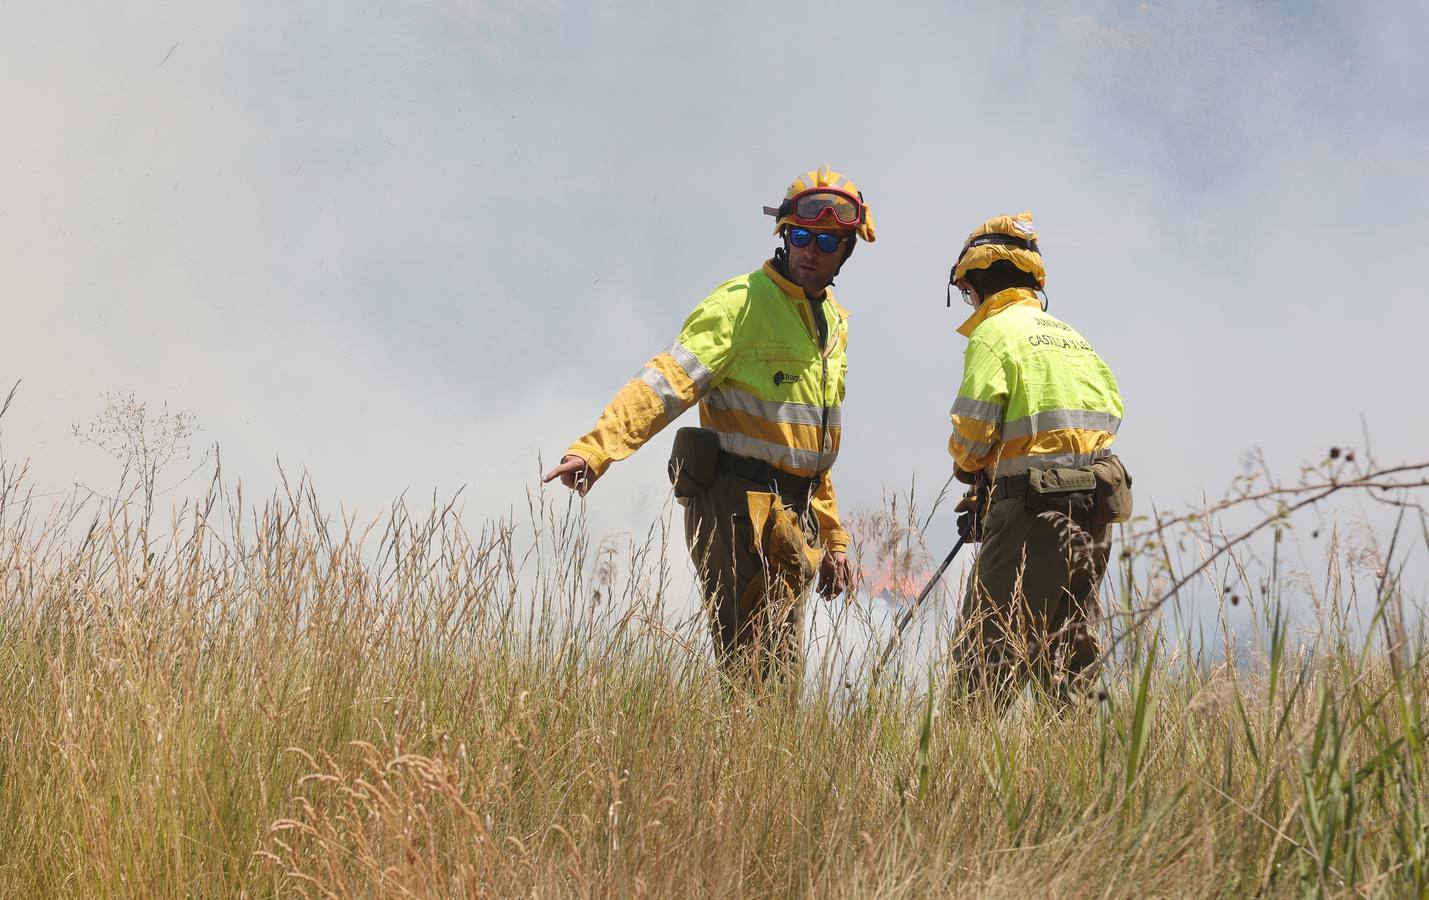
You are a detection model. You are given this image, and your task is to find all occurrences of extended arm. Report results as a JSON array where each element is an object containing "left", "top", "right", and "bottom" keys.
[{"left": 544, "top": 298, "right": 735, "bottom": 493}]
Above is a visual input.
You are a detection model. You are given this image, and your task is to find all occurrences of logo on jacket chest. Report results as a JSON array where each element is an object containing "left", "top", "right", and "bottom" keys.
[{"left": 772, "top": 370, "right": 802, "bottom": 386}]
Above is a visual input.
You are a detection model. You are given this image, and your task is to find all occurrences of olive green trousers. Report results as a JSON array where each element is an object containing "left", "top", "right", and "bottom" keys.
[
  {"left": 683, "top": 469, "right": 820, "bottom": 689},
  {"left": 954, "top": 461, "right": 1131, "bottom": 701}
]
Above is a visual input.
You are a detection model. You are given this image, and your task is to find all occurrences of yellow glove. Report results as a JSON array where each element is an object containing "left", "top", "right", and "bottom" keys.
[{"left": 954, "top": 489, "right": 979, "bottom": 513}]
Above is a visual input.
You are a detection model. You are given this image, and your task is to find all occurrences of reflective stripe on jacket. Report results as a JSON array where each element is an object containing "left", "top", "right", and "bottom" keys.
[
  {"left": 567, "top": 261, "right": 851, "bottom": 551},
  {"left": 949, "top": 288, "right": 1122, "bottom": 477}
]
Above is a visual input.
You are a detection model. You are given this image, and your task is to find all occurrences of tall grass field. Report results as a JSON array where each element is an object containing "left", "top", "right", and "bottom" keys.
[{"left": 1, "top": 406, "right": 1426, "bottom": 897}]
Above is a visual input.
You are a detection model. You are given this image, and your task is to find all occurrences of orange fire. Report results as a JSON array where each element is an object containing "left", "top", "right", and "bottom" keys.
[{"left": 861, "top": 557, "right": 929, "bottom": 602}]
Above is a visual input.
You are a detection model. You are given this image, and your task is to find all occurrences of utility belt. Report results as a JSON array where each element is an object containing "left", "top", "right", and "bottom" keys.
[
  {"left": 989, "top": 473, "right": 1034, "bottom": 502},
  {"left": 985, "top": 454, "right": 1134, "bottom": 525},
  {"left": 670, "top": 428, "right": 825, "bottom": 572},
  {"left": 717, "top": 451, "right": 820, "bottom": 509},
  {"left": 667, "top": 426, "right": 820, "bottom": 510}
]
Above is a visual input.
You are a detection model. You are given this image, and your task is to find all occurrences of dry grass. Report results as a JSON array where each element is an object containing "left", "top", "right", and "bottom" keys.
[{"left": 0, "top": 434, "right": 1426, "bottom": 897}]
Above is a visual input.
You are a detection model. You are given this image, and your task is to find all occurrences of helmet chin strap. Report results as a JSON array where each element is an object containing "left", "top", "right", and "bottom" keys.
[
  {"left": 829, "top": 236, "right": 855, "bottom": 284},
  {"left": 945, "top": 275, "right": 1044, "bottom": 310},
  {"left": 946, "top": 278, "right": 978, "bottom": 309}
]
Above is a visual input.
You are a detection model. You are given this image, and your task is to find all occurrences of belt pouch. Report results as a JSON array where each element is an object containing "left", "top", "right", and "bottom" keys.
[{"left": 667, "top": 427, "right": 721, "bottom": 499}]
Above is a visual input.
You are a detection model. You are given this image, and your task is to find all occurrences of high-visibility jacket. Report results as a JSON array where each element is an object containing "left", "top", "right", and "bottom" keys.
[
  {"left": 568, "top": 261, "right": 851, "bottom": 551},
  {"left": 949, "top": 288, "right": 1122, "bottom": 477}
]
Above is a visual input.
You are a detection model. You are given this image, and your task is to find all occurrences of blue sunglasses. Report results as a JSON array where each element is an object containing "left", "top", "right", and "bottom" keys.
[{"left": 787, "top": 227, "right": 847, "bottom": 254}]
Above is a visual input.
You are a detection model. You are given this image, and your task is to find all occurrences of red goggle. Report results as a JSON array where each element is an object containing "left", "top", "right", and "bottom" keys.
[{"left": 768, "top": 188, "right": 864, "bottom": 228}]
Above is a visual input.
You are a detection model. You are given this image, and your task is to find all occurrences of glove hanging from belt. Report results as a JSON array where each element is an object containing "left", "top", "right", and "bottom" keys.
[{"left": 718, "top": 451, "right": 821, "bottom": 511}]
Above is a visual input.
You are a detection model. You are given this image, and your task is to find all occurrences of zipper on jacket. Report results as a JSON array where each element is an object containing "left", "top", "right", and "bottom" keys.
[
  {"left": 820, "top": 354, "right": 829, "bottom": 469},
  {"left": 810, "top": 297, "right": 831, "bottom": 472}
]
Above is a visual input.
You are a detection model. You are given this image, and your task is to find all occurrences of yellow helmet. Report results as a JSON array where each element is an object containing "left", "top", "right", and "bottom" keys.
[
  {"left": 763, "top": 165, "right": 876, "bottom": 243},
  {"left": 951, "top": 211, "right": 1045, "bottom": 287}
]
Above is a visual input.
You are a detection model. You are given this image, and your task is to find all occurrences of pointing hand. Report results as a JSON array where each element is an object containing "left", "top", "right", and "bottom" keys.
[{"left": 542, "top": 455, "right": 597, "bottom": 496}]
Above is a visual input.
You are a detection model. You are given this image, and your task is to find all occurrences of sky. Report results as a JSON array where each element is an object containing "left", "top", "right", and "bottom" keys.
[{"left": 2, "top": 0, "right": 1427, "bottom": 640}]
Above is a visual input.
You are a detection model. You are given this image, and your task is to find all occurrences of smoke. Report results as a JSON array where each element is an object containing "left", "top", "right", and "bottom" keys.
[{"left": 2, "top": 1, "right": 1425, "bottom": 671}]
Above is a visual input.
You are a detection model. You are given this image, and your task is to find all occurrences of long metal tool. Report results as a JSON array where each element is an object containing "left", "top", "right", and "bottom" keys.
[{"left": 874, "top": 533, "right": 970, "bottom": 672}]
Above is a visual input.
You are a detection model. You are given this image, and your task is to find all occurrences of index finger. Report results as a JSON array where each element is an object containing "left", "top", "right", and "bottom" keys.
[{"left": 541, "top": 458, "right": 577, "bottom": 483}]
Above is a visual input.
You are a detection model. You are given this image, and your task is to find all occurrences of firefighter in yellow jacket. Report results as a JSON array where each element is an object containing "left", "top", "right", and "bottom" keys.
[
  {"left": 947, "top": 212, "right": 1133, "bottom": 701},
  {"left": 543, "top": 166, "right": 874, "bottom": 686}
]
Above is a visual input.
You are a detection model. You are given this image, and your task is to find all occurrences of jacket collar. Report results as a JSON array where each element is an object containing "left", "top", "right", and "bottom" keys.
[{"left": 956, "top": 287, "right": 1040, "bottom": 337}]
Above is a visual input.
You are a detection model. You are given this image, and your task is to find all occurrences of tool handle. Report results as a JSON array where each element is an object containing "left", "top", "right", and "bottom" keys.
[{"left": 875, "top": 534, "right": 968, "bottom": 673}]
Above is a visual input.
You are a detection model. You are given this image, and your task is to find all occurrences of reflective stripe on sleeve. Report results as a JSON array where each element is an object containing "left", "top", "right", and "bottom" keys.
[
  {"left": 950, "top": 395, "right": 1006, "bottom": 423},
  {"left": 949, "top": 432, "right": 996, "bottom": 459},
  {"left": 637, "top": 366, "right": 686, "bottom": 421},
  {"left": 1000, "top": 409, "right": 1122, "bottom": 441},
  {"left": 667, "top": 341, "right": 713, "bottom": 393}
]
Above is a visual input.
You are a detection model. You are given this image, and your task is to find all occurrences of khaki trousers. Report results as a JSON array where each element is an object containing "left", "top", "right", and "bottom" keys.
[{"left": 683, "top": 469, "right": 821, "bottom": 689}]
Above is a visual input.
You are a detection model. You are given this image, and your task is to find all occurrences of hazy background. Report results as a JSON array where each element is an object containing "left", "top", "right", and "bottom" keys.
[{"left": 3, "top": 1, "right": 1426, "bottom": 638}]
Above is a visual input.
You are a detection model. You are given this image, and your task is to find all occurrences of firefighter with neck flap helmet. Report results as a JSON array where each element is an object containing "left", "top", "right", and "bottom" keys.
[
  {"left": 543, "top": 165, "right": 874, "bottom": 691},
  {"left": 945, "top": 212, "right": 1133, "bottom": 704}
]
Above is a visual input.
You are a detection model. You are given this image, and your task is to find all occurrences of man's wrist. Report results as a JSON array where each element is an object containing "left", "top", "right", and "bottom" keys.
[
  {"left": 565, "top": 445, "right": 609, "bottom": 477},
  {"left": 954, "top": 466, "right": 982, "bottom": 485}
]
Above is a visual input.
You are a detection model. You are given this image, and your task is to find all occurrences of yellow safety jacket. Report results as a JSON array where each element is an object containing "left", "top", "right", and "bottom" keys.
[
  {"left": 568, "top": 261, "right": 850, "bottom": 551},
  {"left": 949, "top": 288, "right": 1122, "bottom": 477}
]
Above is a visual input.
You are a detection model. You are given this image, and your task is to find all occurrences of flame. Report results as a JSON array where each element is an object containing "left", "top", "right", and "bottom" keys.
[{"left": 861, "top": 557, "right": 930, "bottom": 603}]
